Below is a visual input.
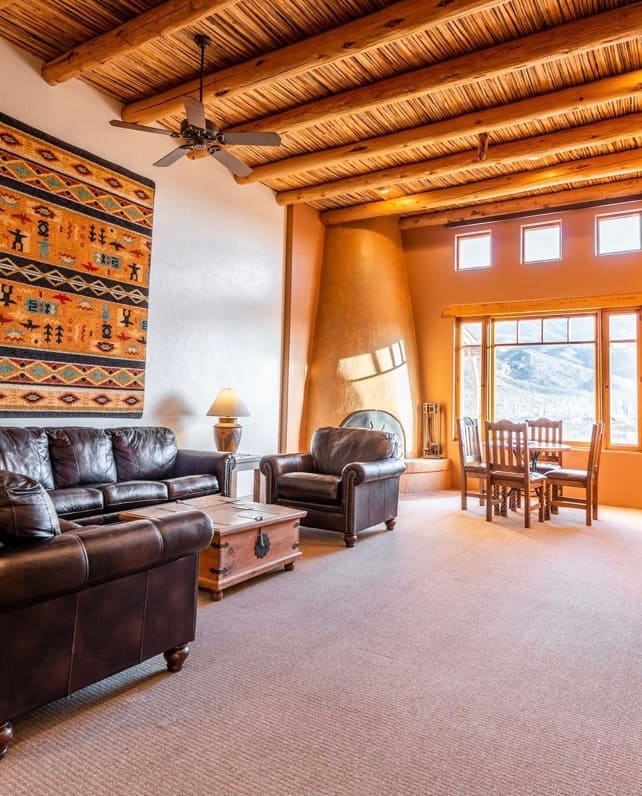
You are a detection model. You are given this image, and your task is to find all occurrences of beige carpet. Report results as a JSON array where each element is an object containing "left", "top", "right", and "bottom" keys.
[{"left": 3, "top": 493, "right": 641, "bottom": 795}]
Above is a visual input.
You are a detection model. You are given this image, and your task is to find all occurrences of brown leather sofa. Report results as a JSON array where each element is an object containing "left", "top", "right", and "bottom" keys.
[
  {"left": 0, "top": 425, "right": 234, "bottom": 522},
  {"left": 260, "top": 426, "right": 406, "bottom": 547},
  {"left": 0, "top": 469, "right": 213, "bottom": 759}
]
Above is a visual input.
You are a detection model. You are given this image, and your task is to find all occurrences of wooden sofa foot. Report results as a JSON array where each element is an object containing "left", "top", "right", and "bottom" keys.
[
  {"left": 385, "top": 518, "right": 396, "bottom": 530},
  {"left": 0, "top": 721, "right": 13, "bottom": 759},
  {"left": 343, "top": 533, "right": 357, "bottom": 548},
  {"left": 164, "top": 644, "right": 190, "bottom": 673}
]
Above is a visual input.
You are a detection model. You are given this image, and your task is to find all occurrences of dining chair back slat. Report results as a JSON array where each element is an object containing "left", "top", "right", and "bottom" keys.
[
  {"left": 486, "top": 420, "right": 529, "bottom": 474},
  {"left": 526, "top": 417, "right": 564, "bottom": 472},
  {"left": 456, "top": 417, "right": 488, "bottom": 510},
  {"left": 459, "top": 416, "right": 483, "bottom": 466}
]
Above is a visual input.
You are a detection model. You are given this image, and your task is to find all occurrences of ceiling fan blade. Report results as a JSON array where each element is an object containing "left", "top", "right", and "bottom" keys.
[
  {"left": 110, "top": 120, "right": 176, "bottom": 136},
  {"left": 182, "top": 96, "right": 206, "bottom": 130},
  {"left": 153, "top": 146, "right": 190, "bottom": 167},
  {"left": 218, "top": 131, "right": 281, "bottom": 146},
  {"left": 209, "top": 147, "right": 252, "bottom": 177}
]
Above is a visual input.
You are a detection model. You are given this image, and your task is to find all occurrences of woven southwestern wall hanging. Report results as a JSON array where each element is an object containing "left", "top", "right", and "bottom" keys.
[{"left": 0, "top": 112, "right": 154, "bottom": 416}]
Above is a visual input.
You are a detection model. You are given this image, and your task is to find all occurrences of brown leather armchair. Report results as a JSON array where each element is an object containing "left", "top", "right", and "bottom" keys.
[{"left": 260, "top": 426, "right": 406, "bottom": 547}]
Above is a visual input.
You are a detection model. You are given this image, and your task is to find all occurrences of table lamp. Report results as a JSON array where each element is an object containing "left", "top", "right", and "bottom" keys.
[{"left": 207, "top": 388, "right": 250, "bottom": 452}]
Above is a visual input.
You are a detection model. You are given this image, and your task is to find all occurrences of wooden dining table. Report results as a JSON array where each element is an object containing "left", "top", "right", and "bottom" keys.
[{"left": 527, "top": 440, "right": 571, "bottom": 472}]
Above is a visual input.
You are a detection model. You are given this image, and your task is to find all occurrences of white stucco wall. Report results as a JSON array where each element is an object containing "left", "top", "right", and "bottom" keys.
[{"left": 0, "top": 40, "right": 285, "bottom": 464}]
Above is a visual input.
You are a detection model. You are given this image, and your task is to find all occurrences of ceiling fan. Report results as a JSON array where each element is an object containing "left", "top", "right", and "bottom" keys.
[{"left": 110, "top": 34, "right": 281, "bottom": 176}]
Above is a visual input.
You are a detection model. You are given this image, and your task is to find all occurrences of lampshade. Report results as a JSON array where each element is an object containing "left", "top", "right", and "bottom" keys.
[{"left": 206, "top": 387, "right": 250, "bottom": 419}]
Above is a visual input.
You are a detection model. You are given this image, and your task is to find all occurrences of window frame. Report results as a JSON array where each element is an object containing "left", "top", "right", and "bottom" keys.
[
  {"left": 602, "top": 309, "right": 642, "bottom": 449},
  {"left": 455, "top": 307, "right": 642, "bottom": 451},
  {"left": 454, "top": 317, "right": 489, "bottom": 429},
  {"left": 595, "top": 211, "right": 642, "bottom": 256},
  {"left": 520, "top": 220, "right": 562, "bottom": 264},
  {"left": 455, "top": 230, "right": 492, "bottom": 271}
]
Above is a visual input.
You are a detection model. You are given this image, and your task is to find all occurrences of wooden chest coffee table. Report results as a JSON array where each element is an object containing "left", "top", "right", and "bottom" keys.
[{"left": 122, "top": 495, "right": 305, "bottom": 601}]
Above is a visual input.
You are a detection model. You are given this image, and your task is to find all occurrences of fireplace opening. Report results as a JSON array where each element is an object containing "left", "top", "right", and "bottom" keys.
[{"left": 340, "top": 409, "right": 406, "bottom": 458}]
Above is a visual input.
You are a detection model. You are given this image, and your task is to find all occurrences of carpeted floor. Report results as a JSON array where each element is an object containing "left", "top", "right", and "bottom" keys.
[{"left": 3, "top": 493, "right": 641, "bottom": 795}]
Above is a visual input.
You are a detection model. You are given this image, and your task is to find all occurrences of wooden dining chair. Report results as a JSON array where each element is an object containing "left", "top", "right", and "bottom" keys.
[
  {"left": 545, "top": 422, "right": 605, "bottom": 526},
  {"left": 456, "top": 417, "right": 488, "bottom": 510},
  {"left": 484, "top": 420, "right": 547, "bottom": 528},
  {"left": 526, "top": 417, "right": 564, "bottom": 473}
]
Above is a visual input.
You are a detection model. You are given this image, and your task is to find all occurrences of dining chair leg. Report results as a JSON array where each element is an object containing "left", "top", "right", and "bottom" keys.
[
  {"left": 485, "top": 483, "right": 493, "bottom": 523},
  {"left": 524, "top": 492, "right": 531, "bottom": 529},
  {"left": 538, "top": 486, "right": 545, "bottom": 523},
  {"left": 586, "top": 483, "right": 592, "bottom": 526},
  {"left": 461, "top": 473, "right": 467, "bottom": 510}
]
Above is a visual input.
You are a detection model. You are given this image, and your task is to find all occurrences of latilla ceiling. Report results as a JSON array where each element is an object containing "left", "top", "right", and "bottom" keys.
[{"left": 1, "top": 0, "right": 641, "bottom": 228}]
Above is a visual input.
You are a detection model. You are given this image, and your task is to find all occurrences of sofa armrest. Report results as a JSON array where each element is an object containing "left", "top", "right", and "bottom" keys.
[
  {"left": 342, "top": 458, "right": 407, "bottom": 486},
  {"left": 260, "top": 453, "right": 314, "bottom": 502},
  {"left": 174, "top": 448, "right": 235, "bottom": 496},
  {"left": 0, "top": 510, "right": 212, "bottom": 610}
]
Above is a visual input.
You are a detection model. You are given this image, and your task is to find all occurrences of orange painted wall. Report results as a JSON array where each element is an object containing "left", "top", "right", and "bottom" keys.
[
  {"left": 283, "top": 204, "right": 324, "bottom": 452},
  {"left": 402, "top": 199, "right": 642, "bottom": 508}
]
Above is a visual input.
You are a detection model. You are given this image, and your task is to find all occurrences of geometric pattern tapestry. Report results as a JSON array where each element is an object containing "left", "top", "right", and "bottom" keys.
[{"left": 0, "top": 111, "right": 154, "bottom": 416}]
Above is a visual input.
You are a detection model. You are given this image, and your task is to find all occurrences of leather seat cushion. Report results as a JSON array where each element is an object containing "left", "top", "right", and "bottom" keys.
[
  {"left": 534, "top": 461, "right": 561, "bottom": 474},
  {"left": 100, "top": 480, "right": 168, "bottom": 510},
  {"left": 0, "top": 471, "right": 60, "bottom": 544},
  {"left": 47, "top": 427, "right": 117, "bottom": 487},
  {"left": 277, "top": 472, "right": 341, "bottom": 504},
  {"left": 465, "top": 463, "right": 488, "bottom": 475},
  {"left": 48, "top": 486, "right": 105, "bottom": 518},
  {"left": 109, "top": 426, "right": 177, "bottom": 480},
  {"left": 490, "top": 470, "right": 546, "bottom": 484},
  {"left": 546, "top": 468, "right": 588, "bottom": 483},
  {"left": 163, "top": 474, "right": 219, "bottom": 500},
  {"left": 0, "top": 427, "right": 55, "bottom": 489}
]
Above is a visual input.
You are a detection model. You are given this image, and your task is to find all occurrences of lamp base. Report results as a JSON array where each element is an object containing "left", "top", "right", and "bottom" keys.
[{"left": 214, "top": 420, "right": 242, "bottom": 452}]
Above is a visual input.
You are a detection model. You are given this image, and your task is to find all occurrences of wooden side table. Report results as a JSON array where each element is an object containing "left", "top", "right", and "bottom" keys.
[{"left": 230, "top": 453, "right": 264, "bottom": 501}]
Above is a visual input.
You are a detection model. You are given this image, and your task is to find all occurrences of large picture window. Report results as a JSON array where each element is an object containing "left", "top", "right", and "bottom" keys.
[{"left": 456, "top": 309, "right": 641, "bottom": 448}]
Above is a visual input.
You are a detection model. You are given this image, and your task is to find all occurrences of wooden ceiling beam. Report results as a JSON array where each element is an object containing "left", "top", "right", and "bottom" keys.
[
  {"left": 275, "top": 113, "right": 642, "bottom": 205},
  {"left": 121, "top": 0, "right": 504, "bottom": 124},
  {"left": 398, "top": 179, "right": 642, "bottom": 229},
  {"left": 41, "top": 0, "right": 241, "bottom": 85},
  {"left": 320, "top": 148, "right": 642, "bottom": 225},
  {"left": 226, "top": 2, "right": 642, "bottom": 137},
  {"left": 238, "top": 70, "right": 642, "bottom": 185}
]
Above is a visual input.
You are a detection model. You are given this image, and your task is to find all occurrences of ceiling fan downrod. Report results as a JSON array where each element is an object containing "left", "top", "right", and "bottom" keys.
[{"left": 193, "top": 33, "right": 211, "bottom": 105}]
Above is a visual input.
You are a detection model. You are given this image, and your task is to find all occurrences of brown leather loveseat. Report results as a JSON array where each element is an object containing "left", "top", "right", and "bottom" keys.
[
  {"left": 0, "top": 425, "right": 234, "bottom": 522},
  {"left": 260, "top": 426, "right": 406, "bottom": 547},
  {"left": 0, "top": 469, "right": 213, "bottom": 758}
]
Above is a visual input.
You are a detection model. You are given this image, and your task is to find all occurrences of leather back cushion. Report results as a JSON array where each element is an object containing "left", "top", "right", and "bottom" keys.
[
  {"left": 0, "top": 471, "right": 60, "bottom": 544},
  {"left": 0, "top": 427, "right": 54, "bottom": 489},
  {"left": 109, "top": 426, "right": 177, "bottom": 480},
  {"left": 47, "top": 427, "right": 118, "bottom": 487},
  {"left": 311, "top": 426, "right": 397, "bottom": 475}
]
